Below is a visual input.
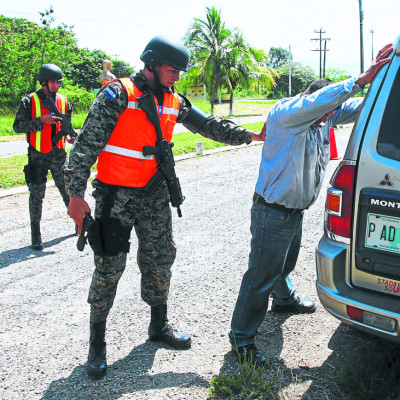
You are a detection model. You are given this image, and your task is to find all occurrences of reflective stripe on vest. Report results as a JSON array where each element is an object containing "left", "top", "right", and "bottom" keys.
[
  {"left": 96, "top": 78, "right": 180, "bottom": 187},
  {"left": 103, "top": 144, "right": 154, "bottom": 160},
  {"left": 30, "top": 92, "right": 68, "bottom": 153}
]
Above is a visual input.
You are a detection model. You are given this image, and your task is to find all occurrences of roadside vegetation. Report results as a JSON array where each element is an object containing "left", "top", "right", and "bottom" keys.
[{"left": 0, "top": 120, "right": 265, "bottom": 190}]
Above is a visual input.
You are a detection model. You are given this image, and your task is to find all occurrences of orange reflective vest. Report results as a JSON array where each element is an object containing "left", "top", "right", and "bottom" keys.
[
  {"left": 96, "top": 78, "right": 180, "bottom": 187},
  {"left": 29, "top": 92, "right": 68, "bottom": 153}
]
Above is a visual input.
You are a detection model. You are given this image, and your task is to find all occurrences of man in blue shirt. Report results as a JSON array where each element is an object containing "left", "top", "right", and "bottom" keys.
[{"left": 229, "top": 43, "right": 394, "bottom": 364}]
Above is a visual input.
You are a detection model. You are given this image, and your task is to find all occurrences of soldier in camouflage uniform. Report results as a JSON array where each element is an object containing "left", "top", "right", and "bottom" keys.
[
  {"left": 64, "top": 35, "right": 265, "bottom": 380},
  {"left": 13, "top": 64, "right": 75, "bottom": 251}
]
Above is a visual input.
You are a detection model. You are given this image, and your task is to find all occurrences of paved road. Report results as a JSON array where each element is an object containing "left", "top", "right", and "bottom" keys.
[
  {"left": 0, "top": 116, "right": 267, "bottom": 158},
  {"left": 0, "top": 128, "right": 351, "bottom": 399}
]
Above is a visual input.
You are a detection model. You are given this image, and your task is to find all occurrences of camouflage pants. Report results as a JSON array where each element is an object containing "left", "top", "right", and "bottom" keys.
[
  {"left": 27, "top": 146, "right": 69, "bottom": 223},
  {"left": 88, "top": 179, "right": 176, "bottom": 324}
]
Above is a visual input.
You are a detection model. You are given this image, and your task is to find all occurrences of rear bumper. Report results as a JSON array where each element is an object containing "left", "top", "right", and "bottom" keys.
[{"left": 316, "top": 235, "right": 400, "bottom": 343}]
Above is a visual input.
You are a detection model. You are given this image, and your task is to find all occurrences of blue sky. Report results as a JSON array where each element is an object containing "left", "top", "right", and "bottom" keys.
[{"left": 3, "top": 0, "right": 399, "bottom": 77}]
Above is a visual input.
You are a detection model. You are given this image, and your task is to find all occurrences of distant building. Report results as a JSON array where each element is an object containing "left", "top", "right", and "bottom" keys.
[{"left": 186, "top": 85, "right": 206, "bottom": 99}]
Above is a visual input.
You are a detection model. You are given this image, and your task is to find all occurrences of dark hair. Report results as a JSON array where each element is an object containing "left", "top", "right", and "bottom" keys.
[{"left": 301, "top": 78, "right": 333, "bottom": 96}]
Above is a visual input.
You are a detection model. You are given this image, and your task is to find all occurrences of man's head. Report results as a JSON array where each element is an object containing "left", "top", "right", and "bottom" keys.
[
  {"left": 301, "top": 78, "right": 333, "bottom": 97},
  {"left": 140, "top": 35, "right": 189, "bottom": 92},
  {"left": 301, "top": 78, "right": 339, "bottom": 125},
  {"left": 37, "top": 63, "right": 63, "bottom": 95}
]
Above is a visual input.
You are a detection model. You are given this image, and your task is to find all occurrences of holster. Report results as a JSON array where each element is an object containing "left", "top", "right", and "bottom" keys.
[
  {"left": 88, "top": 218, "right": 131, "bottom": 257},
  {"left": 23, "top": 162, "right": 47, "bottom": 185}
]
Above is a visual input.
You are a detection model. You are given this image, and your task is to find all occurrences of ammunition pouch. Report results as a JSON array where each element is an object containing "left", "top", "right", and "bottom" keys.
[
  {"left": 88, "top": 217, "right": 131, "bottom": 256},
  {"left": 23, "top": 163, "right": 47, "bottom": 185},
  {"left": 181, "top": 96, "right": 208, "bottom": 133}
]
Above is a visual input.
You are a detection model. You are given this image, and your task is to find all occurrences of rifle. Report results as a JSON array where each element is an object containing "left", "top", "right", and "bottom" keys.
[
  {"left": 41, "top": 96, "right": 77, "bottom": 145},
  {"left": 137, "top": 92, "right": 185, "bottom": 217},
  {"left": 77, "top": 213, "right": 94, "bottom": 251}
]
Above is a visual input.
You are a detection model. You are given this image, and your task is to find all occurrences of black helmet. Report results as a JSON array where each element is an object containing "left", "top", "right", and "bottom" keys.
[
  {"left": 37, "top": 63, "right": 63, "bottom": 82},
  {"left": 140, "top": 35, "right": 189, "bottom": 72}
]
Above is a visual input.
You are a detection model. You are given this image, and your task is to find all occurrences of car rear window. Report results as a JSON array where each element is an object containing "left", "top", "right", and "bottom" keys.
[{"left": 377, "top": 68, "right": 400, "bottom": 161}]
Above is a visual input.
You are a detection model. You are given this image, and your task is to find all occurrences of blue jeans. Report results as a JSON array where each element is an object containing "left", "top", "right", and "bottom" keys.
[{"left": 229, "top": 200, "right": 303, "bottom": 347}]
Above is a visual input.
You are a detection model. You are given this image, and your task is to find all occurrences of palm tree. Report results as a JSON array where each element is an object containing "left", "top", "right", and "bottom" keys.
[
  {"left": 221, "top": 36, "right": 279, "bottom": 116},
  {"left": 248, "top": 50, "right": 280, "bottom": 97},
  {"left": 185, "top": 6, "right": 232, "bottom": 115}
]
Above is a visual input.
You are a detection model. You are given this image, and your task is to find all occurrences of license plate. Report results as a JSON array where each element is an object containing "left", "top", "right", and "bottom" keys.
[{"left": 365, "top": 213, "right": 400, "bottom": 254}]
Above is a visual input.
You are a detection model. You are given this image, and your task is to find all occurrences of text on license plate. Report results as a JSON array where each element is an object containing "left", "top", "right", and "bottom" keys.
[{"left": 365, "top": 213, "right": 400, "bottom": 254}]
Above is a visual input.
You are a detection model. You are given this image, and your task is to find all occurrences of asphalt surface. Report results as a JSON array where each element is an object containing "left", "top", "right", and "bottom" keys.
[{"left": 0, "top": 127, "right": 359, "bottom": 399}]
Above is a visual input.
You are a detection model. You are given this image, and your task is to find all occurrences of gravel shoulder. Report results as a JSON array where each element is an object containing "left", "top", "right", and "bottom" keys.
[{"left": 0, "top": 126, "right": 390, "bottom": 399}]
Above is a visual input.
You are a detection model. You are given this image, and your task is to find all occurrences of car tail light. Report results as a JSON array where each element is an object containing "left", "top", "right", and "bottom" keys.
[
  {"left": 326, "top": 161, "right": 356, "bottom": 238},
  {"left": 347, "top": 306, "right": 396, "bottom": 331},
  {"left": 347, "top": 306, "right": 363, "bottom": 322}
]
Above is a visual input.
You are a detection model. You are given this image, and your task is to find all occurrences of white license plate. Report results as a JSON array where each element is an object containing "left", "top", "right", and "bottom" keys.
[{"left": 365, "top": 213, "right": 400, "bottom": 254}]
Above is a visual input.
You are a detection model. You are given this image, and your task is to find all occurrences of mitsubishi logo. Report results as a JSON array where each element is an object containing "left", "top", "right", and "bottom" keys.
[{"left": 379, "top": 174, "right": 394, "bottom": 187}]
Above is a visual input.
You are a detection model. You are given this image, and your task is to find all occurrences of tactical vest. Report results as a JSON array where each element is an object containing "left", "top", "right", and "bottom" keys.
[
  {"left": 29, "top": 92, "right": 68, "bottom": 153},
  {"left": 96, "top": 78, "right": 180, "bottom": 187}
]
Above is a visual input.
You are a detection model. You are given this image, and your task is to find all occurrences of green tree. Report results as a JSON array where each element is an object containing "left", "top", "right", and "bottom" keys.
[
  {"left": 268, "top": 46, "right": 292, "bottom": 69},
  {"left": 272, "top": 62, "right": 317, "bottom": 98},
  {"left": 185, "top": 6, "right": 233, "bottom": 115},
  {"left": 0, "top": 11, "right": 79, "bottom": 107},
  {"left": 221, "top": 35, "right": 278, "bottom": 115},
  {"left": 70, "top": 48, "right": 110, "bottom": 91},
  {"left": 112, "top": 59, "right": 135, "bottom": 78},
  {"left": 325, "top": 67, "right": 352, "bottom": 82}
]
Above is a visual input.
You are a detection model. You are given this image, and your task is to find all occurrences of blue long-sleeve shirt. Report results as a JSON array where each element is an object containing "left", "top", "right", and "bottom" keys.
[{"left": 255, "top": 77, "right": 364, "bottom": 210}]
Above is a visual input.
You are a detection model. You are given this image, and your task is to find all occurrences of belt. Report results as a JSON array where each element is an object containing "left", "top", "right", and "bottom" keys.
[{"left": 253, "top": 193, "right": 302, "bottom": 214}]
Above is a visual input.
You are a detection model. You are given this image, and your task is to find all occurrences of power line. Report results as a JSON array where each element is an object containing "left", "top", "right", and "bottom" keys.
[{"left": 311, "top": 28, "right": 330, "bottom": 78}]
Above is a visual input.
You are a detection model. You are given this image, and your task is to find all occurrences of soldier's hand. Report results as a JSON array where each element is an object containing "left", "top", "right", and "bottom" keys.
[
  {"left": 40, "top": 114, "right": 63, "bottom": 125},
  {"left": 68, "top": 196, "right": 91, "bottom": 235},
  {"left": 251, "top": 122, "right": 266, "bottom": 142}
]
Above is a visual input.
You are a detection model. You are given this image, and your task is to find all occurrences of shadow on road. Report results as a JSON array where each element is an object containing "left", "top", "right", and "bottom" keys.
[
  {"left": 0, "top": 234, "right": 75, "bottom": 269},
  {"left": 218, "top": 314, "right": 400, "bottom": 399},
  {"left": 41, "top": 341, "right": 209, "bottom": 399}
]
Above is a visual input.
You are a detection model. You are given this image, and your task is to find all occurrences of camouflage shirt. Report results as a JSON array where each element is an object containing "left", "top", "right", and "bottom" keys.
[
  {"left": 64, "top": 72, "right": 254, "bottom": 197},
  {"left": 13, "top": 89, "right": 73, "bottom": 136}
]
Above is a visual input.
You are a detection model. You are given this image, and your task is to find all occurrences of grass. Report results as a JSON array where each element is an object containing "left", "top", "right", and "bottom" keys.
[
  {"left": 209, "top": 343, "right": 279, "bottom": 400},
  {"left": 0, "top": 121, "right": 264, "bottom": 190}
]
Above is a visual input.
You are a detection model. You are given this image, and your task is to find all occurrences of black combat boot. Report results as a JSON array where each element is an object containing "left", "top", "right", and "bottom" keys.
[
  {"left": 86, "top": 321, "right": 107, "bottom": 380},
  {"left": 148, "top": 304, "right": 191, "bottom": 349},
  {"left": 30, "top": 222, "right": 43, "bottom": 251}
]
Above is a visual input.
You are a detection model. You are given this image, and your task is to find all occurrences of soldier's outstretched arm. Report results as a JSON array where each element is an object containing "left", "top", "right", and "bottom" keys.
[{"left": 177, "top": 94, "right": 263, "bottom": 145}]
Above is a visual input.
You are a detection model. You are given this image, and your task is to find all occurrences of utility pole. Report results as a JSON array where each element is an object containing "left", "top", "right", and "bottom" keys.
[
  {"left": 370, "top": 29, "right": 374, "bottom": 62},
  {"left": 359, "top": 0, "right": 364, "bottom": 73},
  {"left": 311, "top": 29, "right": 330, "bottom": 78},
  {"left": 111, "top": 53, "right": 120, "bottom": 60},
  {"left": 323, "top": 40, "right": 327, "bottom": 78}
]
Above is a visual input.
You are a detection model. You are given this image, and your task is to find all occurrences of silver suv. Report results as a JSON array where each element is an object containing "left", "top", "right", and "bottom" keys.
[{"left": 316, "top": 35, "right": 400, "bottom": 342}]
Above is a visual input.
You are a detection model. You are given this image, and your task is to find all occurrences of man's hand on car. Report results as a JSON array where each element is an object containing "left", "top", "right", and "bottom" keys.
[{"left": 357, "top": 43, "right": 394, "bottom": 87}]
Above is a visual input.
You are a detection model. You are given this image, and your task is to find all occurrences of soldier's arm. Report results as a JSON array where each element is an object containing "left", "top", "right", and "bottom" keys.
[
  {"left": 13, "top": 95, "right": 43, "bottom": 134},
  {"left": 64, "top": 81, "right": 128, "bottom": 197},
  {"left": 177, "top": 94, "right": 259, "bottom": 146}
]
